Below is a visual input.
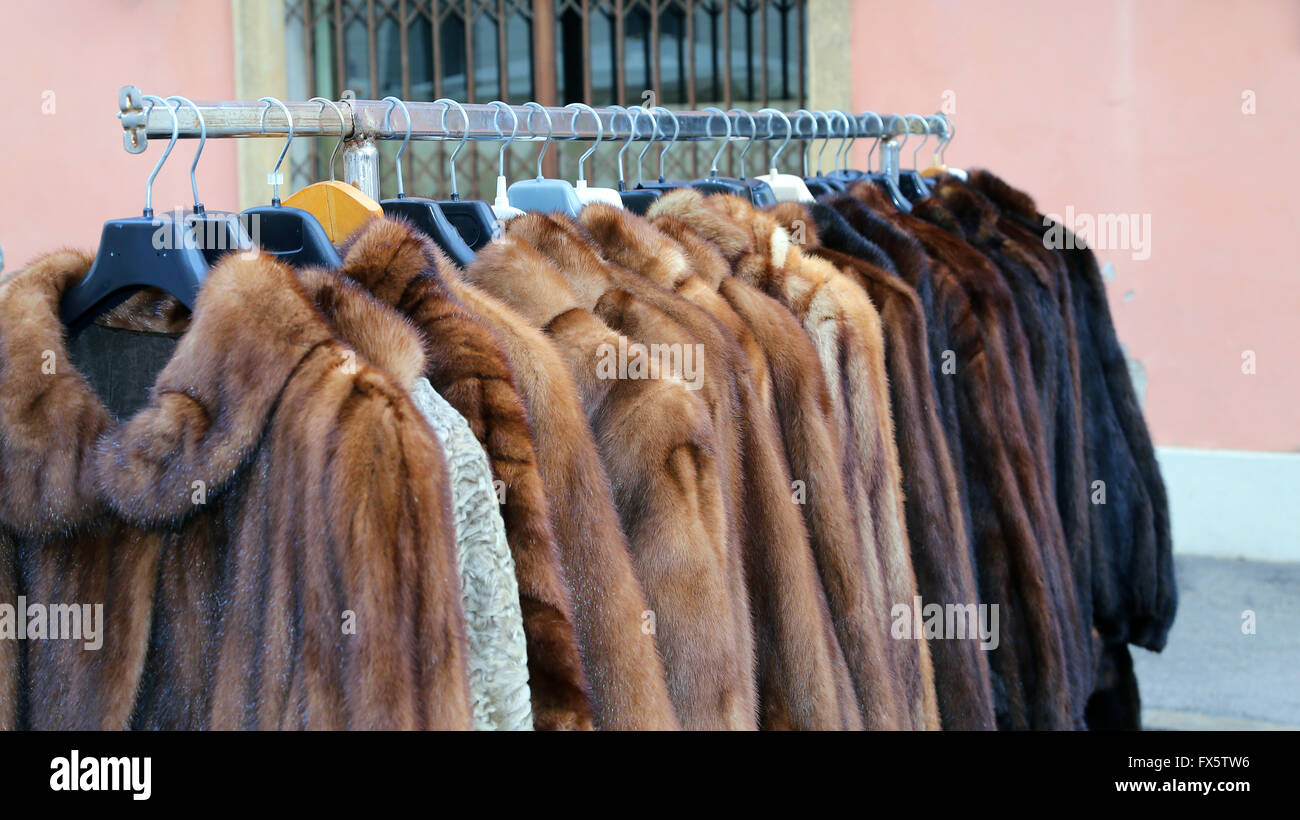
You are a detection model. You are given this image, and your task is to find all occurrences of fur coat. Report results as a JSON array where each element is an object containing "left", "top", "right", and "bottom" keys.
[
  {"left": 333, "top": 218, "right": 674, "bottom": 730},
  {"left": 650, "top": 189, "right": 939, "bottom": 730},
  {"left": 776, "top": 201, "right": 998, "bottom": 730},
  {"left": 965, "top": 169, "right": 1176, "bottom": 728},
  {"left": 576, "top": 203, "right": 862, "bottom": 729},
  {"left": 462, "top": 230, "right": 754, "bottom": 730},
  {"left": 0, "top": 249, "right": 474, "bottom": 730},
  {"left": 849, "top": 180, "right": 1081, "bottom": 730},
  {"left": 332, "top": 219, "right": 593, "bottom": 730}
]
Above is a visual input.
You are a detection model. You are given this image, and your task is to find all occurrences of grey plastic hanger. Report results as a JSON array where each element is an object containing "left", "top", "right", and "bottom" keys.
[{"left": 507, "top": 102, "right": 582, "bottom": 216}]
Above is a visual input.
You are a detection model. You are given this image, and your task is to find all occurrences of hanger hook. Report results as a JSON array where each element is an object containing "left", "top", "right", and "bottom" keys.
[
  {"left": 938, "top": 113, "right": 955, "bottom": 165},
  {"left": 812, "top": 110, "right": 833, "bottom": 175},
  {"left": 906, "top": 114, "right": 930, "bottom": 170},
  {"left": 141, "top": 95, "right": 178, "bottom": 217},
  {"left": 309, "top": 97, "right": 346, "bottom": 182},
  {"left": 381, "top": 96, "right": 412, "bottom": 197},
  {"left": 860, "top": 110, "right": 884, "bottom": 172},
  {"left": 701, "top": 106, "right": 730, "bottom": 177},
  {"left": 257, "top": 96, "right": 293, "bottom": 206},
  {"left": 521, "top": 102, "right": 553, "bottom": 180},
  {"left": 636, "top": 106, "right": 658, "bottom": 186},
  {"left": 758, "top": 107, "right": 792, "bottom": 171},
  {"left": 565, "top": 102, "right": 602, "bottom": 183},
  {"left": 433, "top": 98, "right": 469, "bottom": 199},
  {"left": 832, "top": 110, "right": 854, "bottom": 172},
  {"left": 728, "top": 108, "right": 757, "bottom": 178},
  {"left": 610, "top": 105, "right": 632, "bottom": 188},
  {"left": 840, "top": 110, "right": 859, "bottom": 170},
  {"left": 653, "top": 107, "right": 679, "bottom": 181},
  {"left": 885, "top": 113, "right": 909, "bottom": 159},
  {"left": 792, "top": 109, "right": 815, "bottom": 177},
  {"left": 166, "top": 95, "right": 205, "bottom": 212},
  {"left": 487, "top": 101, "right": 518, "bottom": 178}
]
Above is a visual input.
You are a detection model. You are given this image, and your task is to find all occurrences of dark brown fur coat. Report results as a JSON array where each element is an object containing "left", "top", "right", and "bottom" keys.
[{"left": 0, "top": 249, "right": 473, "bottom": 729}]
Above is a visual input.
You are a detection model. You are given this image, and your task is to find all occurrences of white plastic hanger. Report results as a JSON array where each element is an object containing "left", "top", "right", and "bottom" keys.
[
  {"left": 487, "top": 101, "right": 525, "bottom": 222},
  {"left": 566, "top": 102, "right": 624, "bottom": 209},
  {"left": 755, "top": 108, "right": 814, "bottom": 203}
]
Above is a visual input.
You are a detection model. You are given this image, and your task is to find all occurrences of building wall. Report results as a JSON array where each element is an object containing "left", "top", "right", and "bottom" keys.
[{"left": 0, "top": 0, "right": 239, "bottom": 275}]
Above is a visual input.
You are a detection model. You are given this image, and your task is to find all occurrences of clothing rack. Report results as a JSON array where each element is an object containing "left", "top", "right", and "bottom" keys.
[{"left": 118, "top": 84, "right": 950, "bottom": 201}]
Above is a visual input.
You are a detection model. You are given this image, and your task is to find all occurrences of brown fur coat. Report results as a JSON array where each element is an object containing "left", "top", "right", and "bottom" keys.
[
  {"left": 463, "top": 231, "right": 753, "bottom": 730},
  {"left": 331, "top": 217, "right": 675, "bottom": 730},
  {"left": 649, "top": 189, "right": 938, "bottom": 730},
  {"left": 574, "top": 204, "right": 861, "bottom": 729},
  {"left": 0, "top": 249, "right": 473, "bottom": 729},
  {"left": 326, "top": 218, "right": 593, "bottom": 730}
]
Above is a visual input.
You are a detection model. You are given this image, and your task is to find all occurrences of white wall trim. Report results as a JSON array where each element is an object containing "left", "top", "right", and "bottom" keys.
[{"left": 1157, "top": 447, "right": 1300, "bottom": 562}]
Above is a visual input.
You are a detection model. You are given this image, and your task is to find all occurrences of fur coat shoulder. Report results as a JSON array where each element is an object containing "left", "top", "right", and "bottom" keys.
[
  {"left": 463, "top": 232, "right": 753, "bottom": 730},
  {"left": 333, "top": 218, "right": 593, "bottom": 730},
  {"left": 0, "top": 248, "right": 474, "bottom": 730}
]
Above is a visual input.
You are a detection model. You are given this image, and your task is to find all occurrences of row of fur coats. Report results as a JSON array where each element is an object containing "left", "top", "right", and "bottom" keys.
[{"left": 0, "top": 168, "right": 1173, "bottom": 730}]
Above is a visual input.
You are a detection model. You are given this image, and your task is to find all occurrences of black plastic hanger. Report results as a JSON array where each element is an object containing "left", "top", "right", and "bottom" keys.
[
  {"left": 60, "top": 92, "right": 209, "bottom": 332},
  {"left": 799, "top": 110, "right": 846, "bottom": 197},
  {"left": 167, "top": 95, "right": 253, "bottom": 266},
  {"left": 689, "top": 107, "right": 752, "bottom": 198},
  {"left": 616, "top": 106, "right": 661, "bottom": 215},
  {"left": 827, "top": 110, "right": 869, "bottom": 186},
  {"left": 238, "top": 96, "right": 342, "bottom": 268},
  {"left": 432, "top": 98, "right": 502, "bottom": 250},
  {"left": 378, "top": 96, "right": 477, "bottom": 266},
  {"left": 897, "top": 114, "right": 935, "bottom": 202},
  {"left": 633, "top": 106, "right": 687, "bottom": 195},
  {"left": 726, "top": 108, "right": 777, "bottom": 207}
]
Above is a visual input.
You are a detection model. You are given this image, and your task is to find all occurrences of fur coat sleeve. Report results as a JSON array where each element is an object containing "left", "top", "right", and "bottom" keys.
[{"left": 0, "top": 249, "right": 474, "bottom": 730}]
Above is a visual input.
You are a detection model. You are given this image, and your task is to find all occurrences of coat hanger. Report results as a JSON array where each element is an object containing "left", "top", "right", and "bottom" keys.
[
  {"left": 755, "top": 108, "right": 814, "bottom": 203},
  {"left": 800, "top": 109, "right": 844, "bottom": 196},
  {"left": 689, "top": 107, "right": 752, "bottom": 198},
  {"left": 60, "top": 92, "right": 209, "bottom": 331},
  {"left": 921, "top": 113, "right": 966, "bottom": 180},
  {"left": 619, "top": 106, "right": 662, "bottom": 214},
  {"left": 238, "top": 96, "right": 342, "bottom": 268},
  {"left": 487, "top": 101, "right": 525, "bottom": 222},
  {"left": 166, "top": 95, "right": 253, "bottom": 266},
  {"left": 896, "top": 113, "right": 934, "bottom": 201},
  {"left": 507, "top": 102, "right": 583, "bottom": 216},
  {"left": 861, "top": 110, "right": 911, "bottom": 212},
  {"left": 728, "top": 107, "right": 777, "bottom": 207},
  {"left": 829, "top": 110, "right": 869, "bottom": 184},
  {"left": 283, "top": 97, "right": 383, "bottom": 242},
  {"left": 432, "top": 98, "right": 502, "bottom": 249},
  {"left": 566, "top": 102, "right": 625, "bottom": 209},
  {"left": 377, "top": 96, "right": 476, "bottom": 266},
  {"left": 633, "top": 106, "right": 687, "bottom": 194}
]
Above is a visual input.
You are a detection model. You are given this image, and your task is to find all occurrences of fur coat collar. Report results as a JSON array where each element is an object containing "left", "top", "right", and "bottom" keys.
[{"left": 0, "top": 248, "right": 473, "bottom": 730}]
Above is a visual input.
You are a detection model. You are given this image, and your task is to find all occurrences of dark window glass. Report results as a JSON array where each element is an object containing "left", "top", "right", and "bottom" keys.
[
  {"left": 441, "top": 10, "right": 467, "bottom": 102},
  {"left": 507, "top": 11, "right": 532, "bottom": 103}
]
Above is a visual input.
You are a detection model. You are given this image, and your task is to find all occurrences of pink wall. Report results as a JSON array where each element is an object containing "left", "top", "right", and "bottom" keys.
[
  {"left": 0, "top": 0, "right": 237, "bottom": 276},
  {"left": 848, "top": 0, "right": 1300, "bottom": 453}
]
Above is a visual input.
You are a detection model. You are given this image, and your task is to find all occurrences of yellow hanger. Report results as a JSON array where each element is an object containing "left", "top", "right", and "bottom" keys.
[{"left": 283, "top": 98, "right": 382, "bottom": 242}]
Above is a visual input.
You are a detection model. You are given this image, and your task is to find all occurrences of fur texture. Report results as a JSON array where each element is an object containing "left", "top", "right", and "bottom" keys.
[
  {"left": 576, "top": 203, "right": 860, "bottom": 729},
  {"left": 780, "top": 201, "right": 998, "bottom": 730},
  {"left": 463, "top": 232, "right": 752, "bottom": 730},
  {"left": 333, "top": 219, "right": 593, "bottom": 730},
  {"left": 0, "top": 249, "right": 474, "bottom": 729}
]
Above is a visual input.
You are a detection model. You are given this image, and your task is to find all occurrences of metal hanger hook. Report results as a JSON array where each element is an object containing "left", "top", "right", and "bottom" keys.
[
  {"left": 886, "top": 113, "right": 909, "bottom": 157},
  {"left": 654, "top": 107, "right": 679, "bottom": 181},
  {"left": 860, "top": 110, "right": 884, "bottom": 172},
  {"left": 636, "top": 107, "right": 658, "bottom": 186},
  {"left": 610, "top": 105, "right": 633, "bottom": 187},
  {"left": 813, "top": 110, "right": 833, "bottom": 175},
  {"left": 487, "top": 101, "right": 518, "bottom": 178},
  {"left": 793, "top": 109, "right": 815, "bottom": 177},
  {"left": 257, "top": 96, "right": 294, "bottom": 205},
  {"left": 758, "top": 107, "right": 793, "bottom": 171},
  {"left": 434, "top": 98, "right": 470, "bottom": 199},
  {"left": 141, "top": 95, "right": 179, "bottom": 217},
  {"left": 565, "top": 102, "right": 602, "bottom": 183},
  {"left": 832, "top": 110, "right": 854, "bottom": 172},
  {"left": 938, "top": 113, "right": 955, "bottom": 165},
  {"left": 165, "top": 95, "right": 205, "bottom": 212},
  {"left": 728, "top": 108, "right": 757, "bottom": 178},
  {"left": 309, "top": 97, "right": 346, "bottom": 182},
  {"left": 702, "top": 107, "right": 730, "bottom": 177},
  {"left": 381, "top": 96, "right": 412, "bottom": 197},
  {"left": 521, "top": 102, "right": 553, "bottom": 180},
  {"left": 906, "top": 114, "right": 930, "bottom": 170}
]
